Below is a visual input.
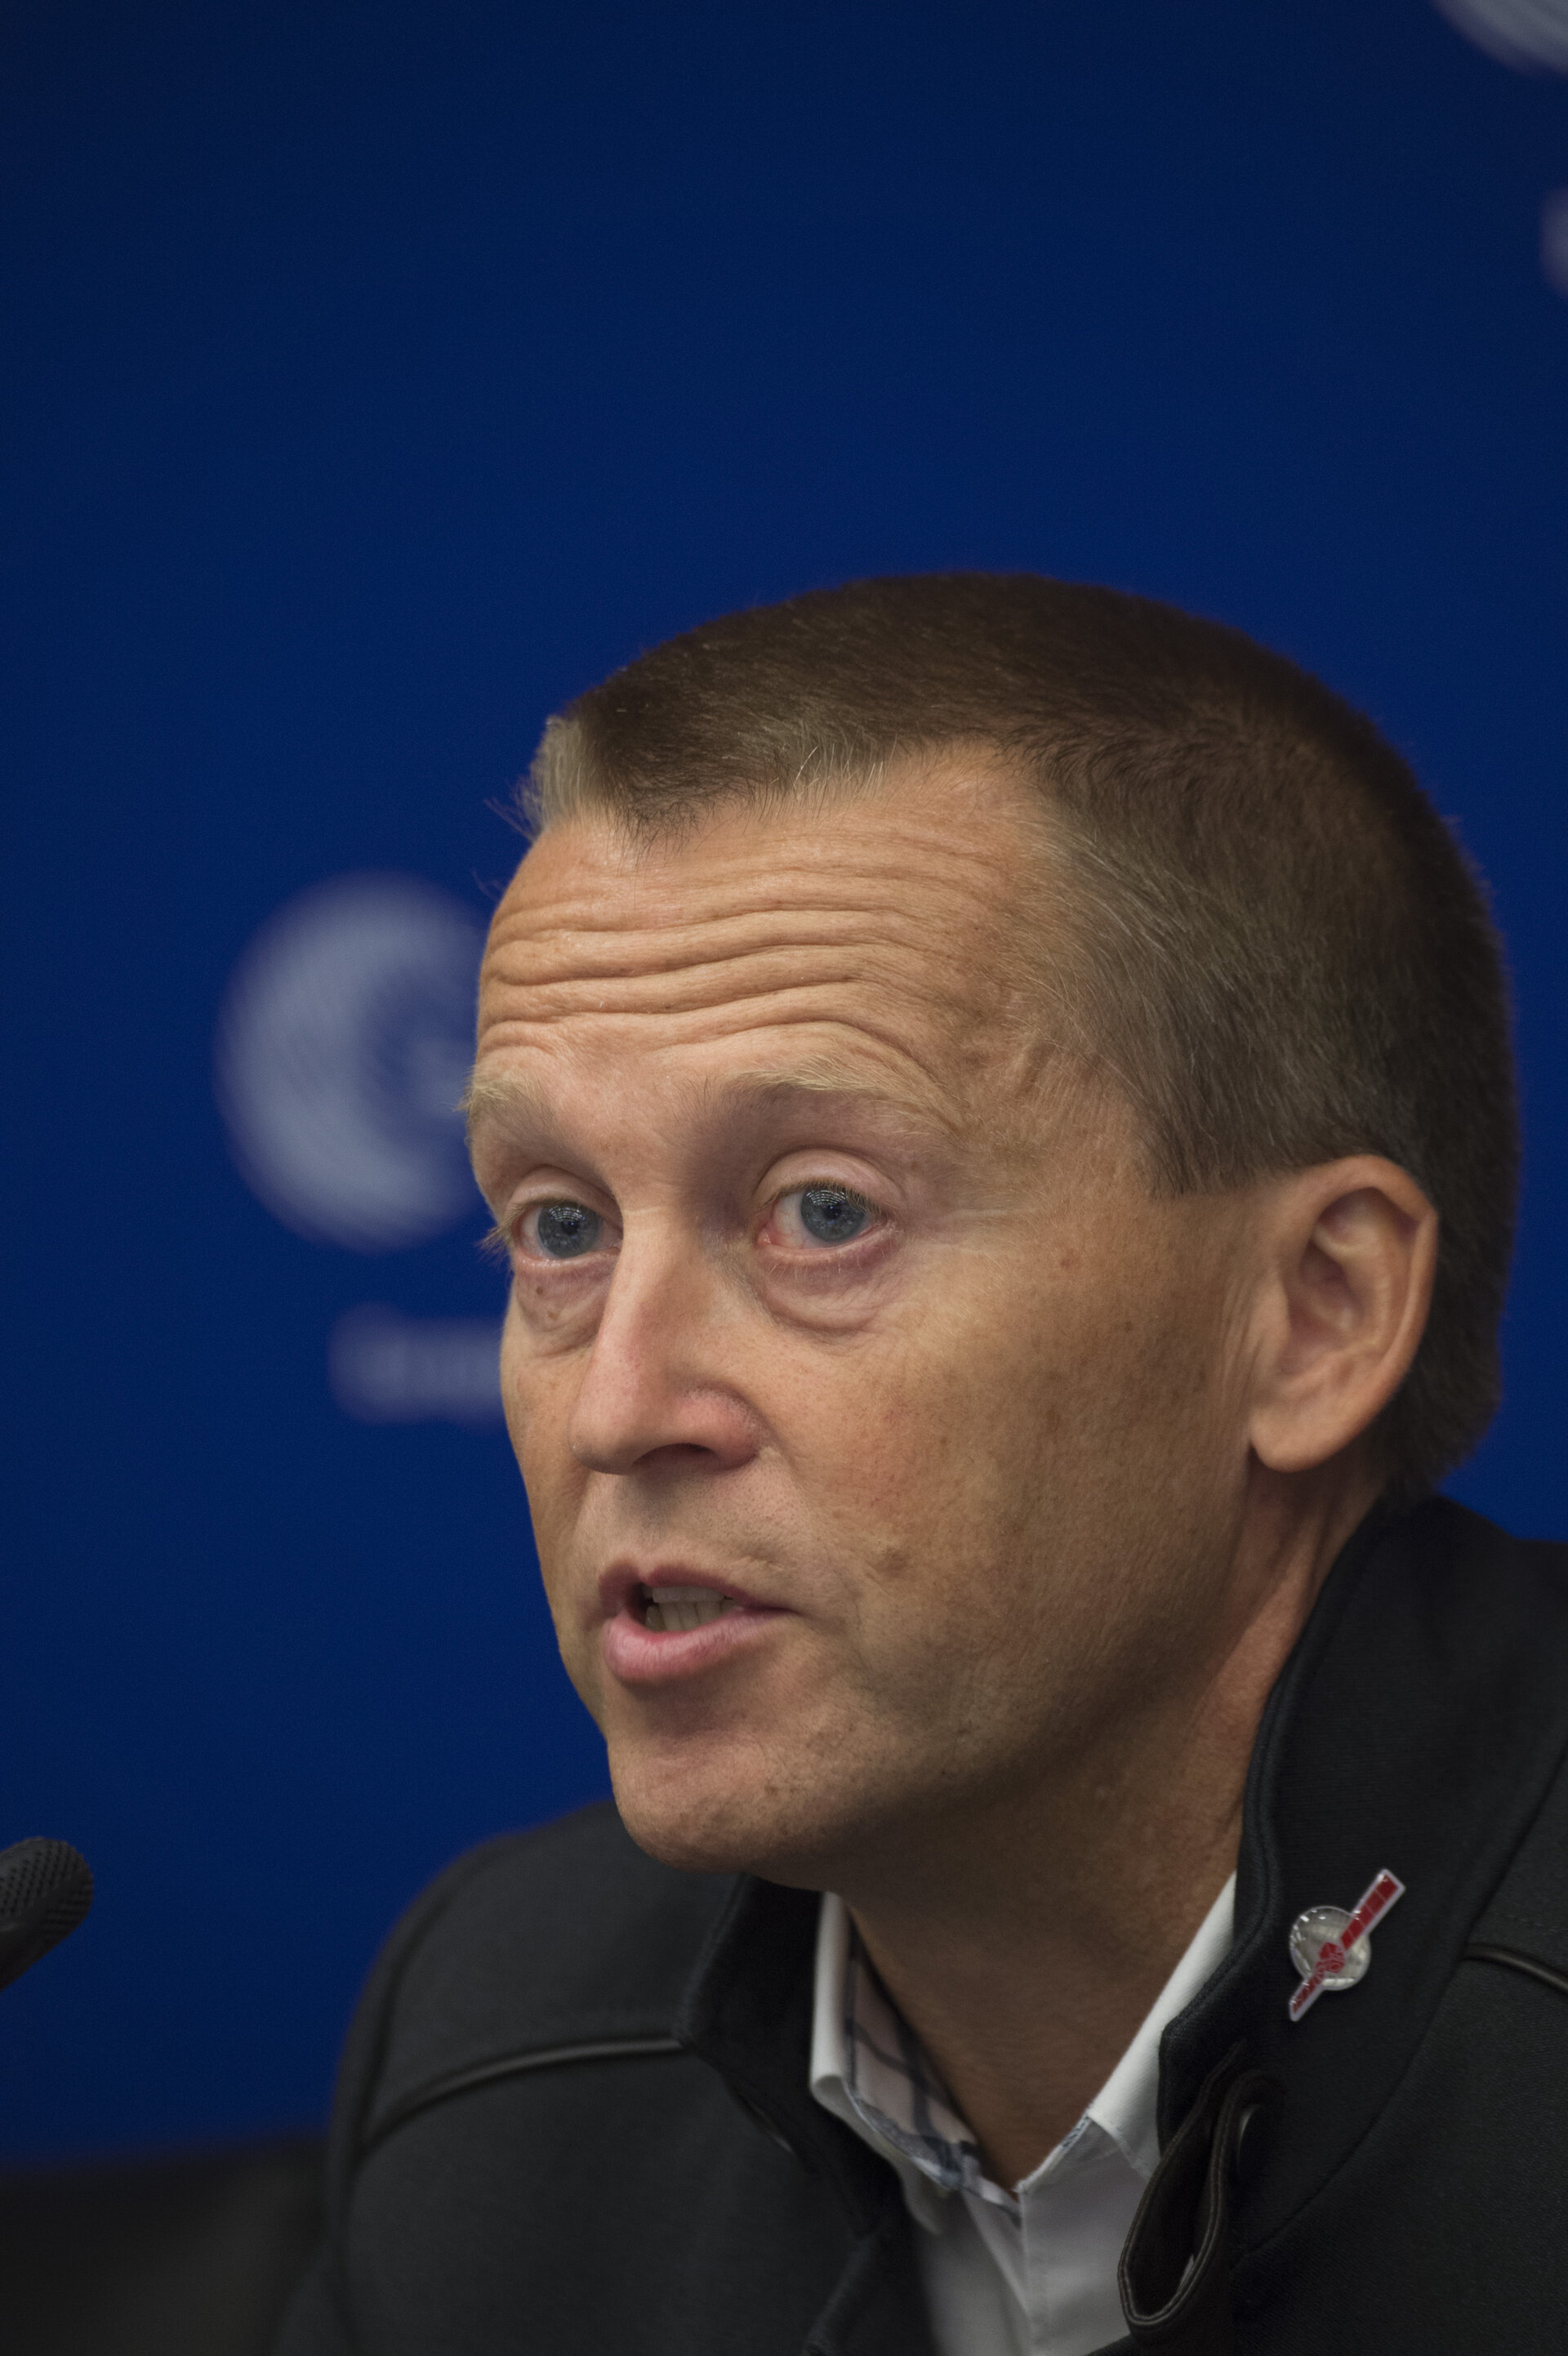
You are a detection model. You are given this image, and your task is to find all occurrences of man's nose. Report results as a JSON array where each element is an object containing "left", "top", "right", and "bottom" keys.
[{"left": 566, "top": 1234, "right": 760, "bottom": 1476}]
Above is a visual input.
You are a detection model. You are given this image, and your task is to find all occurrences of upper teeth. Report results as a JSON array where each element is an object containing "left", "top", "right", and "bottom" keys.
[{"left": 643, "top": 1585, "right": 737, "bottom": 1633}]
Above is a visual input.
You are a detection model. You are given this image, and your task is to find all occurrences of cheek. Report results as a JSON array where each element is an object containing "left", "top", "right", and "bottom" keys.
[
  {"left": 785, "top": 1314, "right": 1055, "bottom": 1595},
  {"left": 498, "top": 1321, "right": 582, "bottom": 1562},
  {"left": 500, "top": 1335, "right": 607, "bottom": 1716},
  {"left": 789, "top": 1244, "right": 1196, "bottom": 1599}
]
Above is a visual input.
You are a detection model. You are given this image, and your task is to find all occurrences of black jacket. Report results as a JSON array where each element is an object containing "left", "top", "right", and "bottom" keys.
[{"left": 277, "top": 1500, "right": 1568, "bottom": 2354}]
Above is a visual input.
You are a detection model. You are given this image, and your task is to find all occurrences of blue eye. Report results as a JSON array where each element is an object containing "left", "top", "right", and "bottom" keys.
[
  {"left": 797, "top": 1185, "right": 871, "bottom": 1245},
  {"left": 533, "top": 1202, "right": 602, "bottom": 1259}
]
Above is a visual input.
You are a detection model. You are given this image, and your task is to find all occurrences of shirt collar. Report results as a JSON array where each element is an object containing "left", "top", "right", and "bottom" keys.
[{"left": 808, "top": 1874, "right": 1236, "bottom": 2219}]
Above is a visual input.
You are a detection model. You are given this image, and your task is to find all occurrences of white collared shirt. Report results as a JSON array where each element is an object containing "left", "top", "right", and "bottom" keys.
[{"left": 808, "top": 1876, "right": 1236, "bottom": 2356}]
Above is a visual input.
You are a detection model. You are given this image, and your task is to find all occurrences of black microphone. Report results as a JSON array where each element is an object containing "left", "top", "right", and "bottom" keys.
[{"left": 0, "top": 1840, "right": 93, "bottom": 1993}]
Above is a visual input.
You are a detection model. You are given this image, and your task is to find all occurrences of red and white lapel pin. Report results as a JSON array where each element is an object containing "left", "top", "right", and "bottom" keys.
[{"left": 1287, "top": 1869, "right": 1405, "bottom": 2021}]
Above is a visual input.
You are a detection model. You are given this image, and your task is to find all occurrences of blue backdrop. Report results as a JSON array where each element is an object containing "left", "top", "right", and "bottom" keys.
[{"left": 2, "top": 0, "right": 1565, "bottom": 2161}]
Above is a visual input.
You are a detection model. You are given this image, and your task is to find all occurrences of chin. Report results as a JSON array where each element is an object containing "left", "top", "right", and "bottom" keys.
[{"left": 607, "top": 1739, "right": 860, "bottom": 1887}]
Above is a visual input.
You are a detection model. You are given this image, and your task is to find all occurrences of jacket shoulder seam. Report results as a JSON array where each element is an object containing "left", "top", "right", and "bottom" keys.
[
  {"left": 1462, "top": 1943, "right": 1568, "bottom": 2001},
  {"left": 360, "top": 2033, "right": 688, "bottom": 2160}
]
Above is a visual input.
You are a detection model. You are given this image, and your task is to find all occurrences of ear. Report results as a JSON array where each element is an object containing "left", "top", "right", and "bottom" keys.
[{"left": 1245, "top": 1158, "right": 1439, "bottom": 1478}]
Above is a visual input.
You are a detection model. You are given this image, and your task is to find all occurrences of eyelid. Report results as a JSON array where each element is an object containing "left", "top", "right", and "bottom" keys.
[
  {"left": 777, "top": 1180, "right": 873, "bottom": 1204},
  {"left": 762, "top": 1150, "right": 893, "bottom": 1209}
]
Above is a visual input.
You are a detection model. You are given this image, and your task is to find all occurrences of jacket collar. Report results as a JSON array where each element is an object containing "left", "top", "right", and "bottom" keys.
[
  {"left": 677, "top": 1500, "right": 1568, "bottom": 2256},
  {"left": 675, "top": 1859, "right": 893, "bottom": 2234},
  {"left": 1162, "top": 1497, "right": 1568, "bottom": 2247}
]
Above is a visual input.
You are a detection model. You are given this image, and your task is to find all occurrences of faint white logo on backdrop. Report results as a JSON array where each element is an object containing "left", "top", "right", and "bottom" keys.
[
  {"left": 216, "top": 872, "right": 506, "bottom": 1426},
  {"left": 216, "top": 872, "right": 484, "bottom": 1253},
  {"left": 1430, "top": 0, "right": 1568, "bottom": 71},
  {"left": 329, "top": 1305, "right": 505, "bottom": 1426},
  {"left": 1430, "top": 3, "right": 1568, "bottom": 297}
]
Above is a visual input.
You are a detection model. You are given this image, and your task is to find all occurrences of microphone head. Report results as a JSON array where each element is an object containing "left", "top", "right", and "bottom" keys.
[{"left": 0, "top": 1839, "right": 94, "bottom": 1993}]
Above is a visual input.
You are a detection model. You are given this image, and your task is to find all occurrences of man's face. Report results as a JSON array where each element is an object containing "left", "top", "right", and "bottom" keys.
[{"left": 469, "top": 765, "right": 1255, "bottom": 1886}]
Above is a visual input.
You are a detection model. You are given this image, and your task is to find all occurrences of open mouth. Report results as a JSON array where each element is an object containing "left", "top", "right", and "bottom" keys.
[{"left": 638, "top": 1583, "right": 742, "bottom": 1634}]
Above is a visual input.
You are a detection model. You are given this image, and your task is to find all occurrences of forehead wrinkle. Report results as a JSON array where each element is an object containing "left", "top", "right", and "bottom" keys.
[
  {"left": 476, "top": 930, "right": 1047, "bottom": 1149},
  {"left": 504, "top": 807, "right": 1025, "bottom": 928},
  {"left": 484, "top": 814, "right": 1044, "bottom": 1069},
  {"left": 480, "top": 901, "right": 1002, "bottom": 997},
  {"left": 483, "top": 935, "right": 862, "bottom": 1003},
  {"left": 475, "top": 1004, "right": 963, "bottom": 1131},
  {"left": 464, "top": 1024, "right": 965, "bottom": 1158},
  {"left": 481, "top": 911, "right": 996, "bottom": 1061},
  {"left": 478, "top": 786, "right": 1063, "bottom": 1162},
  {"left": 488, "top": 832, "right": 1032, "bottom": 990},
  {"left": 477, "top": 960, "right": 981, "bottom": 1047}
]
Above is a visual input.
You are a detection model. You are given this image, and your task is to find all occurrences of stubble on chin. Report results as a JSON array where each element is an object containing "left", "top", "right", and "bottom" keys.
[{"left": 602, "top": 1681, "right": 906, "bottom": 1886}]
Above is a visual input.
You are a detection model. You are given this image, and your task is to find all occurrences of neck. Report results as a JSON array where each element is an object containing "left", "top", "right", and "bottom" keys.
[{"left": 836, "top": 1463, "right": 1378, "bottom": 2189}]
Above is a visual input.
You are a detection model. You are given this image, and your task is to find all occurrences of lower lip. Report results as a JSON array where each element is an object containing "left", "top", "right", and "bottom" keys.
[{"left": 600, "top": 1601, "right": 783, "bottom": 1687}]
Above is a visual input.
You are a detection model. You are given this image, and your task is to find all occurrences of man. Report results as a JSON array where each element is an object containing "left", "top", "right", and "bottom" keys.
[{"left": 279, "top": 576, "right": 1568, "bottom": 2356}]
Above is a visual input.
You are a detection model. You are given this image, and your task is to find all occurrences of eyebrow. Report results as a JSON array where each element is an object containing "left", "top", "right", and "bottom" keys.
[{"left": 461, "top": 1060, "right": 959, "bottom": 1153}]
